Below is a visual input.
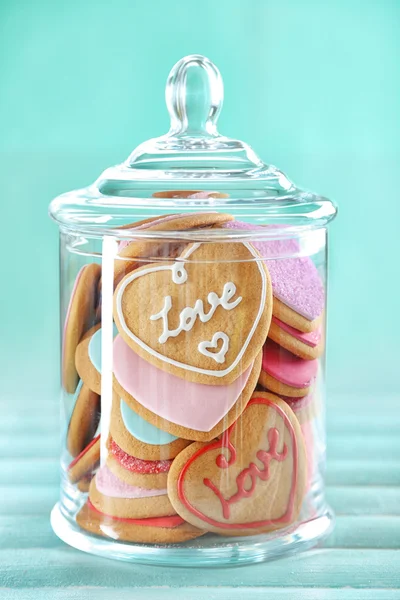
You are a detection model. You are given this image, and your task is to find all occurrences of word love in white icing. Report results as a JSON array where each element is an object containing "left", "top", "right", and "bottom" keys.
[{"left": 150, "top": 282, "right": 242, "bottom": 346}]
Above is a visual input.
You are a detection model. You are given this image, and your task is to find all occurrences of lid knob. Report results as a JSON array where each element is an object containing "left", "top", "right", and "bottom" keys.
[
  {"left": 123, "top": 54, "right": 267, "bottom": 174},
  {"left": 165, "top": 54, "right": 223, "bottom": 136}
]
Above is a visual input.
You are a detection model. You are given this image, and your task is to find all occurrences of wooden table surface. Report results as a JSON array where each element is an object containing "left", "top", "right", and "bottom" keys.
[{"left": 1, "top": 393, "right": 399, "bottom": 599}]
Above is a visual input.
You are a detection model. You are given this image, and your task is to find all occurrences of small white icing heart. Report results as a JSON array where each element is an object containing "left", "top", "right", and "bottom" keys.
[{"left": 198, "top": 332, "right": 229, "bottom": 364}]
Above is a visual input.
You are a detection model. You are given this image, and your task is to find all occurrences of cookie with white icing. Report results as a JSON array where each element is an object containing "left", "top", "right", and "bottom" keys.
[{"left": 114, "top": 242, "right": 271, "bottom": 386}]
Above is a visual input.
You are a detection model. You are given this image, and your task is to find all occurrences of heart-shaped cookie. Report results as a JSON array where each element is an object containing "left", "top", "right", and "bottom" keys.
[
  {"left": 113, "top": 336, "right": 262, "bottom": 442},
  {"left": 114, "top": 242, "right": 272, "bottom": 385},
  {"left": 167, "top": 392, "right": 307, "bottom": 535}
]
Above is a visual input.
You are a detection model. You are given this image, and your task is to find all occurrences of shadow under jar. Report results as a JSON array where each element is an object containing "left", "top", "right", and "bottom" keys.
[{"left": 49, "top": 54, "right": 337, "bottom": 567}]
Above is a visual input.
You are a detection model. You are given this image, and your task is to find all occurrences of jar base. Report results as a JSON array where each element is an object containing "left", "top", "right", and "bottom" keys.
[{"left": 50, "top": 501, "right": 334, "bottom": 567}]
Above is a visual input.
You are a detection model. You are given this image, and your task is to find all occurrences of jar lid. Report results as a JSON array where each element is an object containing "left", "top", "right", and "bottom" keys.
[{"left": 49, "top": 54, "right": 337, "bottom": 236}]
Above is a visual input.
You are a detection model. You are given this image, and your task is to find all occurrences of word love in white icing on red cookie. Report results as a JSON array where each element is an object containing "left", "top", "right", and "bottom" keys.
[{"left": 150, "top": 280, "right": 241, "bottom": 347}]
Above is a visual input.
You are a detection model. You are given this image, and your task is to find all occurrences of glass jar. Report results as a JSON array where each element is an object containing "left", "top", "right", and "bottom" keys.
[{"left": 49, "top": 54, "right": 337, "bottom": 566}]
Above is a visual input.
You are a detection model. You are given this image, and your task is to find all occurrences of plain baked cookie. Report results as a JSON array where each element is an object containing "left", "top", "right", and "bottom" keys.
[
  {"left": 63, "top": 263, "right": 101, "bottom": 393},
  {"left": 67, "top": 381, "right": 100, "bottom": 457},
  {"left": 68, "top": 435, "right": 100, "bottom": 484},
  {"left": 113, "top": 211, "right": 234, "bottom": 286},
  {"left": 167, "top": 392, "right": 307, "bottom": 536}
]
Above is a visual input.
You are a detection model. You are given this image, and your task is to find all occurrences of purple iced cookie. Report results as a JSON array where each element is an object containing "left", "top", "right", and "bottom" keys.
[{"left": 223, "top": 221, "right": 324, "bottom": 321}]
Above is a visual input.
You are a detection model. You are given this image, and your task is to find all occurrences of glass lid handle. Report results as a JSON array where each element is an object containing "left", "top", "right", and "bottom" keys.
[{"left": 165, "top": 54, "right": 223, "bottom": 137}]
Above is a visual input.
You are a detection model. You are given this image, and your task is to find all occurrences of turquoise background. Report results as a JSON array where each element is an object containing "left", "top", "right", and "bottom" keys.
[{"left": 0, "top": 0, "right": 398, "bottom": 401}]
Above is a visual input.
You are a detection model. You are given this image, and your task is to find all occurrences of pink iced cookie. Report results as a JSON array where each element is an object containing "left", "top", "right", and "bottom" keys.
[
  {"left": 259, "top": 340, "right": 318, "bottom": 398},
  {"left": 89, "top": 464, "right": 177, "bottom": 520},
  {"left": 96, "top": 465, "right": 167, "bottom": 498},
  {"left": 268, "top": 317, "right": 324, "bottom": 360},
  {"left": 223, "top": 221, "right": 324, "bottom": 323},
  {"left": 272, "top": 318, "right": 321, "bottom": 348},
  {"left": 262, "top": 340, "right": 318, "bottom": 388},
  {"left": 113, "top": 335, "right": 261, "bottom": 442}
]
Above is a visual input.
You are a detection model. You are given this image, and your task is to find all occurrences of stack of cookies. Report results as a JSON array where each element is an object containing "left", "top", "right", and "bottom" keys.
[
  {"left": 64, "top": 265, "right": 101, "bottom": 492},
  {"left": 62, "top": 206, "right": 325, "bottom": 543}
]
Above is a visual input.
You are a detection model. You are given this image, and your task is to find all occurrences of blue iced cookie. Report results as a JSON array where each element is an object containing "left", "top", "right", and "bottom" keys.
[
  {"left": 76, "top": 323, "right": 117, "bottom": 394},
  {"left": 109, "top": 393, "right": 191, "bottom": 460}
]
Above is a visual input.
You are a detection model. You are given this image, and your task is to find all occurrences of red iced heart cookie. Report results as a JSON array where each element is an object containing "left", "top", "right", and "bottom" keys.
[
  {"left": 109, "top": 438, "right": 172, "bottom": 474},
  {"left": 77, "top": 500, "right": 205, "bottom": 544},
  {"left": 167, "top": 392, "right": 307, "bottom": 535},
  {"left": 106, "top": 438, "right": 172, "bottom": 489}
]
